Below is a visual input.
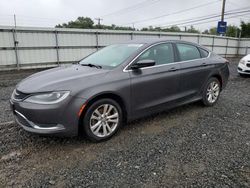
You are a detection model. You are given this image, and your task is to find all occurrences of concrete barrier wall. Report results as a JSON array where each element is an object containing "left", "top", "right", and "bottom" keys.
[{"left": 0, "top": 26, "right": 249, "bottom": 70}]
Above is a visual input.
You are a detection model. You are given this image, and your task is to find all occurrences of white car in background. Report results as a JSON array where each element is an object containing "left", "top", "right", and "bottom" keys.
[{"left": 238, "top": 54, "right": 250, "bottom": 76}]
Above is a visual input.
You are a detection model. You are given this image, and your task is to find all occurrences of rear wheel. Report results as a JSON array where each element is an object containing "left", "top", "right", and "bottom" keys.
[
  {"left": 202, "top": 77, "right": 221, "bottom": 106},
  {"left": 82, "top": 98, "right": 123, "bottom": 142}
]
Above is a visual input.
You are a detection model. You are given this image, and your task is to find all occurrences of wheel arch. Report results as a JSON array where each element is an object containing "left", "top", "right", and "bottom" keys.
[
  {"left": 78, "top": 92, "right": 128, "bottom": 134},
  {"left": 210, "top": 74, "right": 223, "bottom": 90}
]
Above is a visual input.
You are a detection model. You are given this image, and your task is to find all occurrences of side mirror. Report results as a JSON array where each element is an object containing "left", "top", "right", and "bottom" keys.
[{"left": 130, "top": 59, "right": 155, "bottom": 70}]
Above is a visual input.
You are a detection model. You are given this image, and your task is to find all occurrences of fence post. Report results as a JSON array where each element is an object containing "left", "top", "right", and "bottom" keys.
[
  {"left": 197, "top": 35, "right": 201, "bottom": 44},
  {"left": 212, "top": 36, "right": 215, "bottom": 51},
  {"left": 55, "top": 30, "right": 60, "bottom": 66},
  {"left": 245, "top": 46, "right": 249, "bottom": 55},
  {"left": 96, "top": 31, "right": 99, "bottom": 51},
  {"left": 12, "top": 29, "right": 19, "bottom": 70},
  {"left": 236, "top": 37, "right": 241, "bottom": 57},
  {"left": 131, "top": 32, "right": 133, "bottom": 40},
  {"left": 225, "top": 38, "right": 229, "bottom": 58}
]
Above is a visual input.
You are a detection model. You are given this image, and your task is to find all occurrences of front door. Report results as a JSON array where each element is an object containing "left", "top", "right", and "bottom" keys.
[{"left": 128, "top": 43, "right": 181, "bottom": 118}]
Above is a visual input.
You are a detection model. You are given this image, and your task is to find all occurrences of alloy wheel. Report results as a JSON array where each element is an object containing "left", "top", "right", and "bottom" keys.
[
  {"left": 206, "top": 81, "right": 220, "bottom": 103},
  {"left": 89, "top": 104, "right": 119, "bottom": 138}
]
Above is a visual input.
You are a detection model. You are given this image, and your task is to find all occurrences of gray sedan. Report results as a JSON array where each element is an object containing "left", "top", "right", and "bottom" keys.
[{"left": 10, "top": 40, "right": 229, "bottom": 142}]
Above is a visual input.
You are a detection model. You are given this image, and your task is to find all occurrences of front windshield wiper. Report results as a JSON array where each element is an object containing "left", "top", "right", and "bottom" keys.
[{"left": 80, "top": 63, "right": 102, "bottom": 69}]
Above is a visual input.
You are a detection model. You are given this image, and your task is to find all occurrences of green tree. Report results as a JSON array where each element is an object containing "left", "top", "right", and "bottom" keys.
[
  {"left": 240, "top": 21, "right": 250, "bottom": 38},
  {"left": 140, "top": 25, "right": 181, "bottom": 32},
  {"left": 186, "top": 25, "right": 200, "bottom": 33},
  {"left": 56, "top": 17, "right": 94, "bottom": 29},
  {"left": 56, "top": 17, "right": 134, "bottom": 30},
  {"left": 225, "top": 25, "right": 240, "bottom": 37},
  {"left": 209, "top": 27, "right": 217, "bottom": 35},
  {"left": 164, "top": 26, "right": 181, "bottom": 32},
  {"left": 202, "top": 29, "right": 209, "bottom": 34}
]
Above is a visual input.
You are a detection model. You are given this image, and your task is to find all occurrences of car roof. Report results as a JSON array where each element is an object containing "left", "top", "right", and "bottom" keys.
[
  {"left": 121, "top": 39, "right": 195, "bottom": 45},
  {"left": 118, "top": 39, "right": 211, "bottom": 52}
]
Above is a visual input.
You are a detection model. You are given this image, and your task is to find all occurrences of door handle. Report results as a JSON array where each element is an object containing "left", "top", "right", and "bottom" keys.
[{"left": 169, "top": 67, "right": 177, "bottom": 71}]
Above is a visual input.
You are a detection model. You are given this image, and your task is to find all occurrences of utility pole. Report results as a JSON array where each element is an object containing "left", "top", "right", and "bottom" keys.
[
  {"left": 95, "top": 18, "right": 103, "bottom": 28},
  {"left": 221, "top": 0, "right": 226, "bottom": 22},
  {"left": 220, "top": 0, "right": 226, "bottom": 36},
  {"left": 14, "top": 14, "right": 17, "bottom": 28}
]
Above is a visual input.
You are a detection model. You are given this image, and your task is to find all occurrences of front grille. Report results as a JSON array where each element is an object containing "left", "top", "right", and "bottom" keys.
[
  {"left": 12, "top": 89, "right": 29, "bottom": 101},
  {"left": 246, "top": 64, "right": 250, "bottom": 68}
]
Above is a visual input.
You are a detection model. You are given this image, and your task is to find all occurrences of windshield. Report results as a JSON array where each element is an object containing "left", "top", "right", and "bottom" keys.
[{"left": 79, "top": 44, "right": 143, "bottom": 68}]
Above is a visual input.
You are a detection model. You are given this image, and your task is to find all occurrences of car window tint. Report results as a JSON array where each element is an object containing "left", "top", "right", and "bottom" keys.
[
  {"left": 199, "top": 48, "right": 209, "bottom": 58},
  {"left": 176, "top": 43, "right": 201, "bottom": 61},
  {"left": 137, "top": 43, "right": 174, "bottom": 65}
]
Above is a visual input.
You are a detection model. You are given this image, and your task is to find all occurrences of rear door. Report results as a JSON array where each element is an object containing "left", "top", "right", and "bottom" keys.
[
  {"left": 128, "top": 43, "right": 181, "bottom": 117},
  {"left": 175, "top": 43, "right": 212, "bottom": 99}
]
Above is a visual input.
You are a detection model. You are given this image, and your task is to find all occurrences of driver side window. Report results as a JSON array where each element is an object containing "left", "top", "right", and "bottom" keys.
[{"left": 137, "top": 43, "right": 174, "bottom": 65}]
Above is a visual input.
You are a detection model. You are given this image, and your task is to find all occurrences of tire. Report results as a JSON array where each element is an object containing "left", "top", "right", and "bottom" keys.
[
  {"left": 202, "top": 77, "right": 221, "bottom": 106},
  {"left": 239, "top": 73, "right": 248, "bottom": 78},
  {"left": 82, "top": 98, "right": 123, "bottom": 142}
]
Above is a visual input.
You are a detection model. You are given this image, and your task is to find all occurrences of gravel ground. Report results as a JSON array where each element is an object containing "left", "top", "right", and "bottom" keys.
[{"left": 0, "top": 61, "right": 249, "bottom": 187}]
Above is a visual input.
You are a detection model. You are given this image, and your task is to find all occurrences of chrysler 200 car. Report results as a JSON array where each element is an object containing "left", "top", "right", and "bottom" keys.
[{"left": 10, "top": 40, "right": 229, "bottom": 141}]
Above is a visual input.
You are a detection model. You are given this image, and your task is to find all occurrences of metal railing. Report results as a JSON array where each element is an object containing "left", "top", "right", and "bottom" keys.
[{"left": 0, "top": 26, "right": 249, "bottom": 70}]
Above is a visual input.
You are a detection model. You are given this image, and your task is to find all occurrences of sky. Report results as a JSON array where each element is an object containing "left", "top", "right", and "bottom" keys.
[{"left": 0, "top": 0, "right": 249, "bottom": 31}]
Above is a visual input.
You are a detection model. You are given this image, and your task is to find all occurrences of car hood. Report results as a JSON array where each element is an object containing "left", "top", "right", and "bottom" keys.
[
  {"left": 17, "top": 65, "right": 110, "bottom": 94},
  {"left": 242, "top": 54, "right": 250, "bottom": 60}
]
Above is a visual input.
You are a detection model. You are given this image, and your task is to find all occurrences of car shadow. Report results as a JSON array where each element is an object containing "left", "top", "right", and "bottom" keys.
[
  {"left": 123, "top": 101, "right": 204, "bottom": 130},
  {"left": 239, "top": 74, "right": 250, "bottom": 78},
  {"left": 23, "top": 101, "right": 204, "bottom": 145}
]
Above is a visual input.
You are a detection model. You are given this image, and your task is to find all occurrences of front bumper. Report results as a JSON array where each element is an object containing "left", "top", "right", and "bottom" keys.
[
  {"left": 238, "top": 63, "right": 250, "bottom": 75},
  {"left": 14, "top": 110, "right": 65, "bottom": 134},
  {"left": 10, "top": 96, "right": 87, "bottom": 136}
]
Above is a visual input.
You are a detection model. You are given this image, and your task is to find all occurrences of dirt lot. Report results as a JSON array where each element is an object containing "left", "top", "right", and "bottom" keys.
[{"left": 0, "top": 61, "right": 249, "bottom": 187}]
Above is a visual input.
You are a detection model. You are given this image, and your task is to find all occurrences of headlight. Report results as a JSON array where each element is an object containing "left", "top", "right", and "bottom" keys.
[
  {"left": 24, "top": 91, "right": 70, "bottom": 104},
  {"left": 239, "top": 59, "right": 246, "bottom": 65}
]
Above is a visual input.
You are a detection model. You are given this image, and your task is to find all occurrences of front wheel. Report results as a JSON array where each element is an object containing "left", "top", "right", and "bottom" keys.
[
  {"left": 82, "top": 98, "right": 123, "bottom": 142},
  {"left": 202, "top": 77, "right": 221, "bottom": 106}
]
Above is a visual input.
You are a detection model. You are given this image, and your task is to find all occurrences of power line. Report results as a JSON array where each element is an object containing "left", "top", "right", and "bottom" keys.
[
  {"left": 0, "top": 3, "right": 249, "bottom": 29},
  {"left": 122, "top": 0, "right": 220, "bottom": 25},
  {"left": 166, "top": 10, "right": 250, "bottom": 27},
  {"left": 176, "top": 12, "right": 250, "bottom": 28},
  {"left": 147, "top": 7, "right": 250, "bottom": 28},
  {"left": 152, "top": 13, "right": 219, "bottom": 28},
  {"left": 159, "top": 9, "right": 250, "bottom": 28},
  {"left": 0, "top": 14, "right": 73, "bottom": 27},
  {"left": 181, "top": 12, "right": 250, "bottom": 27},
  {"left": 100, "top": 0, "right": 160, "bottom": 18}
]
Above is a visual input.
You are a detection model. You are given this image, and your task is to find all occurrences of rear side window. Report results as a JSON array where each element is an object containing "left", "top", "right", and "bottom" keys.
[
  {"left": 176, "top": 43, "right": 201, "bottom": 61},
  {"left": 199, "top": 48, "right": 209, "bottom": 58}
]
